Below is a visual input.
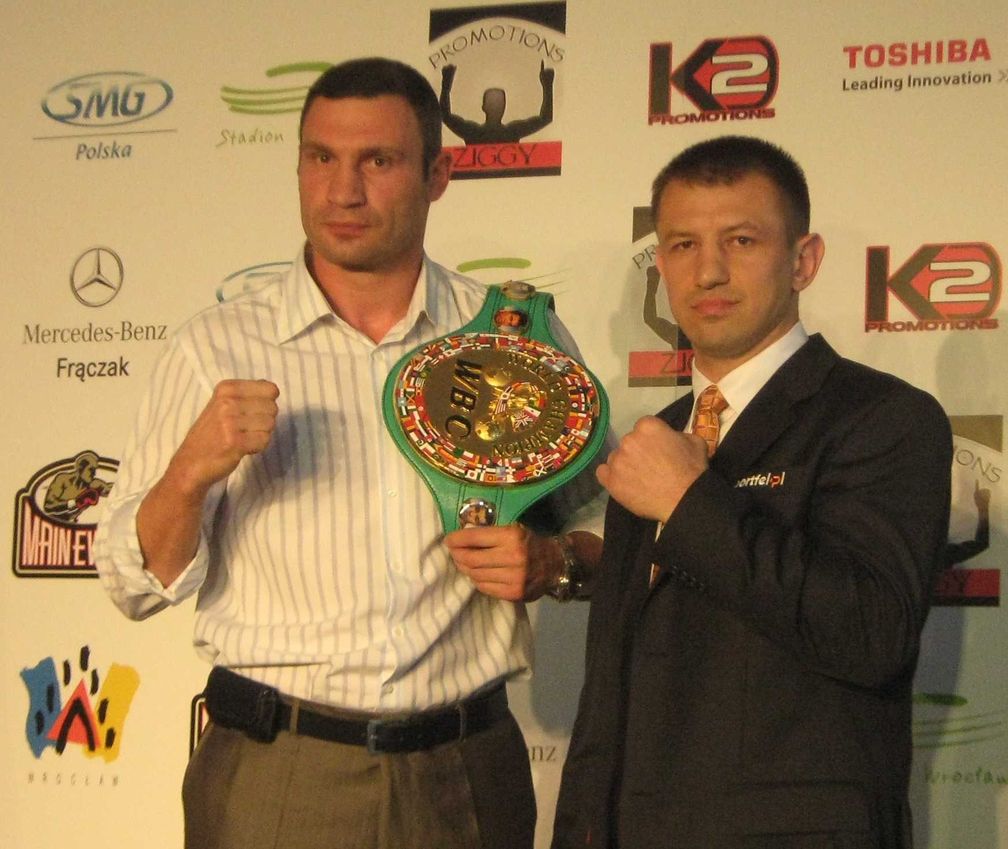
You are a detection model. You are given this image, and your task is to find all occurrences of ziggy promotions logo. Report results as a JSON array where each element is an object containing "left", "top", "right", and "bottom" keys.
[
  {"left": 13, "top": 451, "right": 117, "bottom": 578},
  {"left": 865, "top": 242, "right": 1001, "bottom": 332},
  {"left": 649, "top": 37, "right": 778, "bottom": 126},
  {"left": 21, "top": 645, "right": 139, "bottom": 762},
  {"left": 628, "top": 206, "right": 692, "bottom": 387},
  {"left": 429, "top": 2, "right": 566, "bottom": 179},
  {"left": 936, "top": 415, "right": 1002, "bottom": 606}
]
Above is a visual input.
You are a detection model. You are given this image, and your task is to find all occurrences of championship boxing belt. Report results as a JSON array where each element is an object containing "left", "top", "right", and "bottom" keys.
[{"left": 382, "top": 281, "right": 610, "bottom": 532}]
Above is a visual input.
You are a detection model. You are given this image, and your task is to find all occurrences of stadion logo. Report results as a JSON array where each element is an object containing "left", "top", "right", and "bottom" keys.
[
  {"left": 216, "top": 62, "right": 330, "bottom": 149},
  {"left": 428, "top": 1, "right": 566, "bottom": 179},
  {"left": 21, "top": 645, "right": 139, "bottom": 762},
  {"left": 13, "top": 451, "right": 116, "bottom": 578},
  {"left": 649, "top": 37, "right": 778, "bottom": 126},
  {"left": 865, "top": 242, "right": 1001, "bottom": 332},
  {"left": 913, "top": 693, "right": 1007, "bottom": 756},
  {"left": 41, "top": 71, "right": 173, "bottom": 128}
]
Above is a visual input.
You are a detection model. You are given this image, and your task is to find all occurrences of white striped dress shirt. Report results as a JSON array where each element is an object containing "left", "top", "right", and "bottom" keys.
[{"left": 94, "top": 247, "right": 593, "bottom": 712}]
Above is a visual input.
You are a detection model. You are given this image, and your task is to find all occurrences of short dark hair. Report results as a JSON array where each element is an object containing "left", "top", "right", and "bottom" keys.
[
  {"left": 299, "top": 57, "right": 443, "bottom": 174},
  {"left": 650, "top": 135, "right": 811, "bottom": 243}
]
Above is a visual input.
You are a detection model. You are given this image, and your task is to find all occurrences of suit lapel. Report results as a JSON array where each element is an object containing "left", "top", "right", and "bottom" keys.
[
  {"left": 713, "top": 335, "right": 839, "bottom": 477},
  {"left": 640, "top": 335, "right": 839, "bottom": 598}
]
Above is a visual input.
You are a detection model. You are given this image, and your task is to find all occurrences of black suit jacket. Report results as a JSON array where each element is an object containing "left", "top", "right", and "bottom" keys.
[{"left": 552, "top": 335, "right": 952, "bottom": 849}]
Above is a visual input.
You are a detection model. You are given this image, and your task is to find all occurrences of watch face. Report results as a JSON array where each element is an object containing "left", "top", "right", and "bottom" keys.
[{"left": 390, "top": 332, "right": 601, "bottom": 485}]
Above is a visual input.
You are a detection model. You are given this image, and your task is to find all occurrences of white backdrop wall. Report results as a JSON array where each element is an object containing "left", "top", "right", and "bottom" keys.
[{"left": 3, "top": 1, "right": 1006, "bottom": 847}]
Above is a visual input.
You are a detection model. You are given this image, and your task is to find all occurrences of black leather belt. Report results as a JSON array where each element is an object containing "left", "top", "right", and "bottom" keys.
[{"left": 203, "top": 667, "right": 509, "bottom": 753}]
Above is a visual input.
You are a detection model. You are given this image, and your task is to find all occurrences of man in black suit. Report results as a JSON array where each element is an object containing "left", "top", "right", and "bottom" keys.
[{"left": 551, "top": 136, "right": 952, "bottom": 848}]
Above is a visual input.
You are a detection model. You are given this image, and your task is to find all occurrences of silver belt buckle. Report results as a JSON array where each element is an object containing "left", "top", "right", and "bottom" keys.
[{"left": 366, "top": 719, "right": 382, "bottom": 754}]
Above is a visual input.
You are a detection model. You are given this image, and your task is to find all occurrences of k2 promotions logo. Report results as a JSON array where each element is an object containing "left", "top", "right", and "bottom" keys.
[
  {"left": 865, "top": 242, "right": 1001, "bottom": 332},
  {"left": 13, "top": 451, "right": 117, "bottom": 578},
  {"left": 428, "top": 2, "right": 566, "bottom": 179},
  {"left": 21, "top": 645, "right": 139, "bottom": 762},
  {"left": 627, "top": 206, "right": 693, "bottom": 387},
  {"left": 936, "top": 415, "right": 1002, "bottom": 606},
  {"left": 649, "top": 37, "right": 778, "bottom": 126}
]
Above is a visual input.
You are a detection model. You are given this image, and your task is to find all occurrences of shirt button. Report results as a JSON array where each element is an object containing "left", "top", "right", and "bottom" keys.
[
  {"left": 393, "top": 625, "right": 405, "bottom": 638},
  {"left": 382, "top": 683, "right": 394, "bottom": 695},
  {"left": 387, "top": 489, "right": 398, "bottom": 498}
]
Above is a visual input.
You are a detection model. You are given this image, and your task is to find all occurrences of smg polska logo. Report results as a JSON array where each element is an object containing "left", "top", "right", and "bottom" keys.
[
  {"left": 38, "top": 71, "right": 174, "bottom": 160},
  {"left": 649, "top": 37, "right": 778, "bottom": 126},
  {"left": 864, "top": 242, "right": 1001, "bottom": 332}
]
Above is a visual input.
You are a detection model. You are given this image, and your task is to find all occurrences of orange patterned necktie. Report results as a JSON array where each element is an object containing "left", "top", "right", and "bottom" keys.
[
  {"left": 690, "top": 385, "right": 728, "bottom": 457},
  {"left": 649, "top": 384, "right": 729, "bottom": 588}
]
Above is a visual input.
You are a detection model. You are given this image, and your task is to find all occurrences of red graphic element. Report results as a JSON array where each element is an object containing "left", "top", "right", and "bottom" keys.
[
  {"left": 865, "top": 242, "right": 1002, "bottom": 325},
  {"left": 933, "top": 568, "right": 1000, "bottom": 607},
  {"left": 448, "top": 141, "right": 562, "bottom": 179},
  {"left": 49, "top": 680, "right": 101, "bottom": 750}
]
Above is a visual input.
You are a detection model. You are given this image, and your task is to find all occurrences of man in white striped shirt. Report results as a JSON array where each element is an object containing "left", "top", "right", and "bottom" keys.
[{"left": 94, "top": 57, "right": 600, "bottom": 849}]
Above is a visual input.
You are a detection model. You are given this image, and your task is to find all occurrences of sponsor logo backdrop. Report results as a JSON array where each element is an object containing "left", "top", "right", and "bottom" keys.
[{"left": 2, "top": 1, "right": 1005, "bottom": 846}]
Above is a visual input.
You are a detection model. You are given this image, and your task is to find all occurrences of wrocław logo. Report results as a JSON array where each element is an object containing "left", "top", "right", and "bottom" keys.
[
  {"left": 937, "top": 415, "right": 1001, "bottom": 606},
  {"left": 865, "top": 242, "right": 1001, "bottom": 332},
  {"left": 429, "top": 2, "right": 566, "bottom": 179},
  {"left": 627, "top": 206, "right": 692, "bottom": 387},
  {"left": 649, "top": 37, "right": 778, "bottom": 126},
  {"left": 21, "top": 645, "right": 139, "bottom": 762},
  {"left": 13, "top": 451, "right": 117, "bottom": 578},
  {"left": 217, "top": 62, "right": 330, "bottom": 149}
]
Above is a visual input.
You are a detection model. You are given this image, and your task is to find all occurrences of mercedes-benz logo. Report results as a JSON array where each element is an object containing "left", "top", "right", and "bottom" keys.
[{"left": 70, "top": 247, "right": 124, "bottom": 307}]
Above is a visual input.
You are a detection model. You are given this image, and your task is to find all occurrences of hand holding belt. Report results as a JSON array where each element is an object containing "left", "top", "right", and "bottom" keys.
[{"left": 382, "top": 281, "right": 609, "bottom": 532}]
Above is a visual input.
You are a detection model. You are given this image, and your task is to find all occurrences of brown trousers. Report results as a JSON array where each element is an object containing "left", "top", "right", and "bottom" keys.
[{"left": 182, "top": 710, "right": 535, "bottom": 849}]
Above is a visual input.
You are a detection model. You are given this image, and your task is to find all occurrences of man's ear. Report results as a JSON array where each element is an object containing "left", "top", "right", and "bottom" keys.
[
  {"left": 427, "top": 150, "right": 453, "bottom": 201},
  {"left": 792, "top": 233, "right": 825, "bottom": 293}
]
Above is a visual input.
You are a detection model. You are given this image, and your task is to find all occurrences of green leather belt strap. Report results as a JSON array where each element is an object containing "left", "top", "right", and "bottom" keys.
[{"left": 382, "top": 281, "right": 610, "bottom": 532}]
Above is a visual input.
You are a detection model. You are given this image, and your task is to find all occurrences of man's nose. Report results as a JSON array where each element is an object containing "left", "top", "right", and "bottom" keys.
[
  {"left": 326, "top": 163, "right": 365, "bottom": 206},
  {"left": 697, "top": 244, "right": 729, "bottom": 288}
]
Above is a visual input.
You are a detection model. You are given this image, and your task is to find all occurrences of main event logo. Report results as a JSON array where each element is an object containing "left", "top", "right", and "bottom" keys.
[
  {"left": 13, "top": 451, "right": 117, "bottom": 578},
  {"left": 864, "top": 242, "right": 1001, "bottom": 332},
  {"left": 627, "top": 206, "right": 692, "bottom": 387},
  {"left": 21, "top": 644, "right": 139, "bottom": 762},
  {"left": 649, "top": 37, "right": 778, "bottom": 126},
  {"left": 429, "top": 1, "right": 566, "bottom": 179}
]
